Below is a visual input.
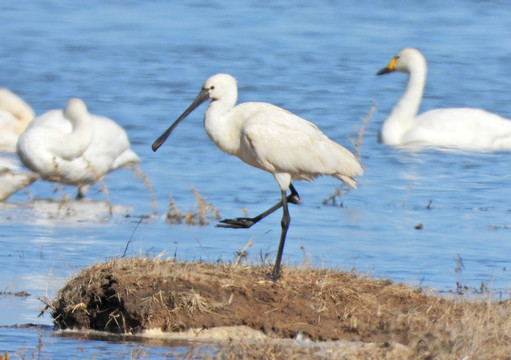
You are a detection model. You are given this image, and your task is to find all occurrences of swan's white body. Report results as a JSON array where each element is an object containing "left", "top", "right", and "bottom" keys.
[
  {"left": 0, "top": 157, "right": 38, "bottom": 201},
  {"left": 17, "top": 98, "right": 140, "bottom": 197},
  {"left": 377, "top": 48, "right": 511, "bottom": 150},
  {"left": 0, "top": 88, "right": 35, "bottom": 152}
]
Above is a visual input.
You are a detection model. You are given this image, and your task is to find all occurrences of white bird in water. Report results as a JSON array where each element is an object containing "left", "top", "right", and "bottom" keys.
[
  {"left": 0, "top": 88, "right": 35, "bottom": 152},
  {"left": 17, "top": 98, "right": 140, "bottom": 198},
  {"left": 0, "top": 157, "right": 38, "bottom": 201},
  {"left": 152, "top": 73, "right": 363, "bottom": 280},
  {"left": 377, "top": 48, "right": 511, "bottom": 150}
]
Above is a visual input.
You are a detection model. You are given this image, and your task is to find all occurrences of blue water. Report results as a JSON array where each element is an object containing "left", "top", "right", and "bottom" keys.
[{"left": 1, "top": 0, "right": 511, "bottom": 357}]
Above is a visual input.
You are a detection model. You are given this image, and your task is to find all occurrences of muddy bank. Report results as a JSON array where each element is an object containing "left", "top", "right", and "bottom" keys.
[{"left": 48, "top": 258, "right": 511, "bottom": 359}]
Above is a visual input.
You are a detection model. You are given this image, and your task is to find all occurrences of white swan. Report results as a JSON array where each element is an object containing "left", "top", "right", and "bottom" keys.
[
  {"left": 17, "top": 98, "right": 140, "bottom": 198},
  {"left": 0, "top": 88, "right": 35, "bottom": 152},
  {"left": 0, "top": 157, "right": 38, "bottom": 201},
  {"left": 377, "top": 48, "right": 511, "bottom": 150}
]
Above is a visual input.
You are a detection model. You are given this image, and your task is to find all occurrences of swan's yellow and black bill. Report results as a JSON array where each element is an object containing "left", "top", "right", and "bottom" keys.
[{"left": 377, "top": 56, "right": 397, "bottom": 76}]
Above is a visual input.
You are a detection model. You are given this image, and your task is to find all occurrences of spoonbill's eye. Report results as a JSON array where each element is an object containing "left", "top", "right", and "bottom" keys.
[{"left": 210, "top": 85, "right": 215, "bottom": 90}]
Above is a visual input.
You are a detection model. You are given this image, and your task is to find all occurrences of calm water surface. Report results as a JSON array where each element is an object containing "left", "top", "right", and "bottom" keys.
[{"left": 1, "top": 0, "right": 511, "bottom": 357}]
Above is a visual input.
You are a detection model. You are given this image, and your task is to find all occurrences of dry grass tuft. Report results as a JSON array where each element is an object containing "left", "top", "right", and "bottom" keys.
[
  {"left": 97, "top": 178, "right": 113, "bottom": 217},
  {"left": 323, "top": 103, "right": 375, "bottom": 207},
  {"left": 166, "top": 186, "right": 221, "bottom": 226},
  {"left": 165, "top": 196, "right": 184, "bottom": 224},
  {"left": 131, "top": 164, "right": 158, "bottom": 214},
  {"left": 191, "top": 186, "right": 222, "bottom": 226},
  {"left": 352, "top": 101, "right": 375, "bottom": 160},
  {"left": 45, "top": 258, "right": 511, "bottom": 359}
]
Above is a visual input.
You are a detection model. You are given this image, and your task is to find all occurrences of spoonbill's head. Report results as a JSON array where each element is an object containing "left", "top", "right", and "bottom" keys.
[
  {"left": 152, "top": 73, "right": 238, "bottom": 152},
  {"left": 64, "top": 98, "right": 88, "bottom": 121},
  {"left": 202, "top": 73, "right": 237, "bottom": 101},
  {"left": 377, "top": 47, "right": 426, "bottom": 75}
]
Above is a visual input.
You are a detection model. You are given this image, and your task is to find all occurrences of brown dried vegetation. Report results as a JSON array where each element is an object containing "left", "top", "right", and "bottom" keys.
[
  {"left": 166, "top": 186, "right": 221, "bottom": 226},
  {"left": 45, "top": 258, "right": 511, "bottom": 359}
]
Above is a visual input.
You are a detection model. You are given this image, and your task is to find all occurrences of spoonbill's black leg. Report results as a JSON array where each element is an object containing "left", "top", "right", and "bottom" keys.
[
  {"left": 216, "top": 183, "right": 300, "bottom": 229},
  {"left": 271, "top": 188, "right": 291, "bottom": 281}
]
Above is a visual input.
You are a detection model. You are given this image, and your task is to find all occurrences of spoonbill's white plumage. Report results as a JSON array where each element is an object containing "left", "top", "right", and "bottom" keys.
[
  {"left": 0, "top": 88, "right": 35, "bottom": 152},
  {"left": 17, "top": 98, "right": 140, "bottom": 198},
  {"left": 152, "top": 73, "right": 363, "bottom": 280},
  {"left": 0, "top": 157, "right": 38, "bottom": 201},
  {"left": 377, "top": 48, "right": 511, "bottom": 150}
]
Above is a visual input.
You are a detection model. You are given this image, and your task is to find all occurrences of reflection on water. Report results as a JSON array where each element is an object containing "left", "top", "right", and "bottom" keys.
[
  {"left": 0, "top": 198, "right": 133, "bottom": 224},
  {"left": 1, "top": 0, "right": 511, "bottom": 357},
  {"left": 0, "top": 326, "right": 202, "bottom": 359}
]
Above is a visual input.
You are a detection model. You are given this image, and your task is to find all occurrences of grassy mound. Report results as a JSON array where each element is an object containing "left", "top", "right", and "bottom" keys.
[{"left": 47, "top": 258, "right": 511, "bottom": 359}]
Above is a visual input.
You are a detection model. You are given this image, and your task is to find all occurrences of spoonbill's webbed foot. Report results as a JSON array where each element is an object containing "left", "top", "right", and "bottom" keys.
[
  {"left": 266, "top": 271, "right": 280, "bottom": 282},
  {"left": 217, "top": 217, "right": 257, "bottom": 229}
]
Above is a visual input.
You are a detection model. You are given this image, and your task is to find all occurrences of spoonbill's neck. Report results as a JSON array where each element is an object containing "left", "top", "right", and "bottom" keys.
[
  {"left": 204, "top": 98, "right": 243, "bottom": 155},
  {"left": 382, "top": 65, "right": 427, "bottom": 144}
]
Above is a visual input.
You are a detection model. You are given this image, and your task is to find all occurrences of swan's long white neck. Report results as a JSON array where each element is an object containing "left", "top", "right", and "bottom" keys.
[
  {"left": 381, "top": 59, "right": 427, "bottom": 145},
  {"left": 0, "top": 88, "right": 35, "bottom": 134},
  {"left": 51, "top": 99, "right": 94, "bottom": 160}
]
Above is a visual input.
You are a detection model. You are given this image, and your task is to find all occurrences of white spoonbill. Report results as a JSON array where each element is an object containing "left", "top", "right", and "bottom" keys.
[
  {"left": 17, "top": 98, "right": 140, "bottom": 198},
  {"left": 0, "top": 157, "right": 38, "bottom": 201},
  {"left": 0, "top": 88, "right": 35, "bottom": 152},
  {"left": 152, "top": 73, "right": 363, "bottom": 280},
  {"left": 377, "top": 48, "right": 511, "bottom": 150}
]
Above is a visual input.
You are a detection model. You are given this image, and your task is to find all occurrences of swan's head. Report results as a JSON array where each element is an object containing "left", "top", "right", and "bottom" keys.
[
  {"left": 377, "top": 48, "right": 426, "bottom": 75},
  {"left": 152, "top": 73, "right": 238, "bottom": 152},
  {"left": 64, "top": 98, "right": 89, "bottom": 122}
]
